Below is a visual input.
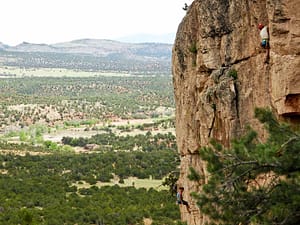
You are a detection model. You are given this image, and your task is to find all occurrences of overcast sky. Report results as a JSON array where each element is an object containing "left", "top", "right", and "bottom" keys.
[{"left": 0, "top": 0, "right": 193, "bottom": 45}]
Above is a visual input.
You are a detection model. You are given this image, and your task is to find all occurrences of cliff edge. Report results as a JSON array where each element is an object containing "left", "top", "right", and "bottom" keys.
[{"left": 172, "top": 0, "right": 300, "bottom": 224}]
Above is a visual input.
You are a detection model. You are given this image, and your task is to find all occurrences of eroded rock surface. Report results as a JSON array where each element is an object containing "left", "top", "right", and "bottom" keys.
[{"left": 172, "top": 0, "right": 300, "bottom": 224}]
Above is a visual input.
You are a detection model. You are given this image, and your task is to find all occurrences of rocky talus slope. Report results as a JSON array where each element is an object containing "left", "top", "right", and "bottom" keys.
[{"left": 172, "top": 0, "right": 300, "bottom": 224}]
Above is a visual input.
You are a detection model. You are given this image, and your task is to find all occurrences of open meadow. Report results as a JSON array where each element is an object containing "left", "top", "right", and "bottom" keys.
[{"left": 0, "top": 69, "right": 183, "bottom": 224}]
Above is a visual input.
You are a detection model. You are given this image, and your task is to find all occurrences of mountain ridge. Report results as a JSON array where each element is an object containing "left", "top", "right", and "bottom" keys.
[
  {"left": 0, "top": 39, "right": 172, "bottom": 74},
  {"left": 2, "top": 38, "right": 172, "bottom": 58}
]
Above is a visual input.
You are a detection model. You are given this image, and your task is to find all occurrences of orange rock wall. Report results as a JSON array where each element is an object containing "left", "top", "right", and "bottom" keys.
[{"left": 172, "top": 0, "right": 300, "bottom": 224}]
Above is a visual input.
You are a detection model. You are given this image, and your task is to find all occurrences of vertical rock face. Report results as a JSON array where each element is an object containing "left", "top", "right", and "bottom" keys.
[{"left": 172, "top": 0, "right": 300, "bottom": 224}]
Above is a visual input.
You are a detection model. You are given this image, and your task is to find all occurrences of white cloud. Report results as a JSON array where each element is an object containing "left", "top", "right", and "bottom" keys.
[{"left": 0, "top": 0, "right": 192, "bottom": 45}]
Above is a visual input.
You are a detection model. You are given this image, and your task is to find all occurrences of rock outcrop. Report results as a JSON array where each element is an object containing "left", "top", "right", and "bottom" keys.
[{"left": 172, "top": 0, "right": 300, "bottom": 224}]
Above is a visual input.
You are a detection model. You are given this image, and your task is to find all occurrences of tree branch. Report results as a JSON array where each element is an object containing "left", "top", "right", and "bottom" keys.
[{"left": 276, "top": 136, "right": 300, "bottom": 156}]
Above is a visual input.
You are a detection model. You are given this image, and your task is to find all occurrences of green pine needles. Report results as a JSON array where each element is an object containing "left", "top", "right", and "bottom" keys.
[
  {"left": 188, "top": 167, "right": 202, "bottom": 182},
  {"left": 191, "top": 108, "right": 300, "bottom": 225},
  {"left": 228, "top": 69, "right": 238, "bottom": 80}
]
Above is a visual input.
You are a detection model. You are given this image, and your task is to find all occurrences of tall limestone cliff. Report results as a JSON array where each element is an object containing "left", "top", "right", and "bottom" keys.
[{"left": 172, "top": 0, "right": 300, "bottom": 224}]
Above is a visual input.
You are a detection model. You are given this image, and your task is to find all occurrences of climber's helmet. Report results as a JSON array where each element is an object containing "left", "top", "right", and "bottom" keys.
[{"left": 258, "top": 23, "right": 264, "bottom": 30}]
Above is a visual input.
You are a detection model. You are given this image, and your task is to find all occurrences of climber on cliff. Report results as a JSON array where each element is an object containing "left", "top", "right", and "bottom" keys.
[
  {"left": 258, "top": 23, "right": 270, "bottom": 63},
  {"left": 177, "top": 187, "right": 191, "bottom": 213},
  {"left": 182, "top": 3, "right": 188, "bottom": 11}
]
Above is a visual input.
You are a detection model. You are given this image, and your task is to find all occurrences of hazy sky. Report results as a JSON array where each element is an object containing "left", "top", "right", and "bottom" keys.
[{"left": 0, "top": 0, "right": 193, "bottom": 45}]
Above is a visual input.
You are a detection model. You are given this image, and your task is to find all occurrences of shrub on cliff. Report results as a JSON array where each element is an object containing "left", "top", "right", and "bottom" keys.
[{"left": 192, "top": 108, "right": 300, "bottom": 225}]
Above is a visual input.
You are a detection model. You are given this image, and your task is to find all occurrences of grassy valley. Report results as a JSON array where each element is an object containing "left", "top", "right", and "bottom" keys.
[{"left": 0, "top": 40, "right": 183, "bottom": 225}]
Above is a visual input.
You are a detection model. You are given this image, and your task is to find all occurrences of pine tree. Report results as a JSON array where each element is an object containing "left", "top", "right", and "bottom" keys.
[{"left": 191, "top": 108, "right": 300, "bottom": 225}]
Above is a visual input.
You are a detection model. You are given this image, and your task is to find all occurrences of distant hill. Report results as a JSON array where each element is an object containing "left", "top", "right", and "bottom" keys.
[
  {"left": 0, "top": 42, "right": 9, "bottom": 50},
  {"left": 0, "top": 39, "right": 172, "bottom": 75}
]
